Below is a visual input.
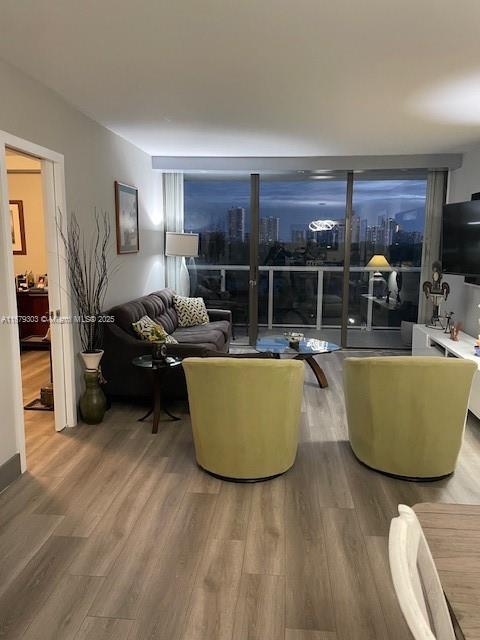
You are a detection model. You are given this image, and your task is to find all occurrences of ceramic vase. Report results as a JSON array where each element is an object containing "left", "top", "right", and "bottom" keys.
[
  {"left": 79, "top": 369, "right": 107, "bottom": 424},
  {"left": 80, "top": 350, "right": 104, "bottom": 371}
]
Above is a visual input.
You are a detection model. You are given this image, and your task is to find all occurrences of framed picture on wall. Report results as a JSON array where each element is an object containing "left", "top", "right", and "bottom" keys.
[
  {"left": 115, "top": 181, "right": 139, "bottom": 254},
  {"left": 10, "top": 200, "right": 26, "bottom": 255}
]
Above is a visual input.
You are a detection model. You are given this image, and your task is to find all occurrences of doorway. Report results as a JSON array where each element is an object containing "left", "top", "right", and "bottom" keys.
[
  {"left": 6, "top": 149, "right": 55, "bottom": 455},
  {"left": 0, "top": 131, "right": 76, "bottom": 472}
]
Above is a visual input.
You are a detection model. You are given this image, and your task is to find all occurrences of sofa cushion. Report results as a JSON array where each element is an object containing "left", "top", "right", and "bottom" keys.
[
  {"left": 132, "top": 315, "right": 178, "bottom": 343},
  {"left": 173, "top": 295, "right": 209, "bottom": 327},
  {"left": 172, "top": 321, "right": 229, "bottom": 352},
  {"left": 204, "top": 320, "right": 231, "bottom": 339}
]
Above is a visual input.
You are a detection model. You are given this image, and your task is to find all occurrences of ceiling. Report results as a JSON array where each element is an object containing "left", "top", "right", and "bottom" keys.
[{"left": 1, "top": 0, "right": 480, "bottom": 157}]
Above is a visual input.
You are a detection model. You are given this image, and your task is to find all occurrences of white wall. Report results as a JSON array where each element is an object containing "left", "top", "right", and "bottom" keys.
[
  {"left": 447, "top": 145, "right": 480, "bottom": 338},
  {"left": 0, "top": 57, "right": 164, "bottom": 468},
  {"left": 0, "top": 58, "right": 164, "bottom": 308}
]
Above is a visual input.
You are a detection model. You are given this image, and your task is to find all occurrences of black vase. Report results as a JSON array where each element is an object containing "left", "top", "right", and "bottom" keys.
[{"left": 152, "top": 341, "right": 168, "bottom": 365}]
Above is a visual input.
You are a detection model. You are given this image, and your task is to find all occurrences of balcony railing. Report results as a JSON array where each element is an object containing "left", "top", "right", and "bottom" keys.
[{"left": 188, "top": 264, "right": 421, "bottom": 331}]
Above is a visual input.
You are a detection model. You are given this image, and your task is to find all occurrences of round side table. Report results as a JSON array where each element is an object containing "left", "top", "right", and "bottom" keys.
[{"left": 132, "top": 354, "right": 182, "bottom": 434}]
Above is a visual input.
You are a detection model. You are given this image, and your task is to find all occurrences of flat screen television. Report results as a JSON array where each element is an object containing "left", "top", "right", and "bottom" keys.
[{"left": 442, "top": 200, "right": 480, "bottom": 276}]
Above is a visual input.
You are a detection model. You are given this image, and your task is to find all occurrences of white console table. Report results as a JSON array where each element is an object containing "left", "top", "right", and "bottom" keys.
[{"left": 412, "top": 324, "right": 480, "bottom": 419}]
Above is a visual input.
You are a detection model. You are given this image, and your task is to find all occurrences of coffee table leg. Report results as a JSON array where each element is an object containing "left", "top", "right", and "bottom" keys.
[
  {"left": 303, "top": 356, "right": 329, "bottom": 388},
  {"left": 152, "top": 375, "right": 162, "bottom": 434}
]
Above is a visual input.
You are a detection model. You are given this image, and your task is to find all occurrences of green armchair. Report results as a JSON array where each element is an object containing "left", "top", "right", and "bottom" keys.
[
  {"left": 183, "top": 357, "right": 304, "bottom": 481},
  {"left": 344, "top": 356, "right": 476, "bottom": 480}
]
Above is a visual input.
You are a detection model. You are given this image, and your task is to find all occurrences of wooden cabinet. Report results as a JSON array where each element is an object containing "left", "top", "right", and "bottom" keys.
[{"left": 16, "top": 291, "right": 50, "bottom": 340}]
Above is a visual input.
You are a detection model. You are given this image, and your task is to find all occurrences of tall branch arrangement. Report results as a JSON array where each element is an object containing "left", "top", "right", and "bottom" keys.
[{"left": 58, "top": 210, "right": 115, "bottom": 353}]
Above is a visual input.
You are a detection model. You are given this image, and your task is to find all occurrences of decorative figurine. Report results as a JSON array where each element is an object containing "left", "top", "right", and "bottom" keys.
[
  {"left": 422, "top": 261, "right": 450, "bottom": 329},
  {"left": 444, "top": 311, "right": 454, "bottom": 335}
]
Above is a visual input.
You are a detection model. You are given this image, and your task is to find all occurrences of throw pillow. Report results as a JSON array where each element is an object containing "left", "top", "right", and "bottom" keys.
[
  {"left": 132, "top": 315, "right": 178, "bottom": 343},
  {"left": 173, "top": 295, "right": 209, "bottom": 328}
]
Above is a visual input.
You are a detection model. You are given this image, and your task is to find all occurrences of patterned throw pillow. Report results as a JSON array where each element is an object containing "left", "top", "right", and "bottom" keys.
[
  {"left": 173, "top": 295, "right": 209, "bottom": 328},
  {"left": 132, "top": 315, "right": 178, "bottom": 343}
]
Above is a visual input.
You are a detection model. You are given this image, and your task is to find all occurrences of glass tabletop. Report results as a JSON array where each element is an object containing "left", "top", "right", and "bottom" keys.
[
  {"left": 256, "top": 336, "right": 340, "bottom": 355},
  {"left": 132, "top": 355, "right": 182, "bottom": 369}
]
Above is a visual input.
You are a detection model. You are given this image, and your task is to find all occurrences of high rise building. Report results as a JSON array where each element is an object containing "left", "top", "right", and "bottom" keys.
[
  {"left": 383, "top": 217, "right": 396, "bottom": 246},
  {"left": 291, "top": 224, "right": 306, "bottom": 244},
  {"left": 366, "top": 225, "right": 378, "bottom": 245},
  {"left": 260, "top": 216, "right": 280, "bottom": 243},
  {"left": 228, "top": 207, "right": 246, "bottom": 242},
  {"left": 351, "top": 212, "right": 360, "bottom": 244},
  {"left": 359, "top": 218, "right": 368, "bottom": 242},
  {"left": 335, "top": 222, "right": 345, "bottom": 246}
]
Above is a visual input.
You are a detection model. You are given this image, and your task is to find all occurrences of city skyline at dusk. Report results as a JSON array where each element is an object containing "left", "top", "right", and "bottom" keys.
[{"left": 185, "top": 178, "right": 427, "bottom": 242}]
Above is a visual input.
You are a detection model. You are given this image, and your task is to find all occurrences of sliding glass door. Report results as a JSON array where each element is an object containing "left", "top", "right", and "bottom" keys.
[
  {"left": 258, "top": 172, "right": 348, "bottom": 345},
  {"left": 346, "top": 172, "right": 427, "bottom": 348},
  {"left": 184, "top": 169, "right": 436, "bottom": 349}
]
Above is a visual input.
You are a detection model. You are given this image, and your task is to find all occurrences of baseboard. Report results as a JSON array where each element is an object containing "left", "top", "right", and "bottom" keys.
[{"left": 0, "top": 453, "right": 21, "bottom": 493}]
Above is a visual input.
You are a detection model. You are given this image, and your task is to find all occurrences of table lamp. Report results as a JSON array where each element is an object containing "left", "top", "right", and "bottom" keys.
[
  {"left": 367, "top": 254, "right": 390, "bottom": 299},
  {"left": 366, "top": 254, "right": 390, "bottom": 275},
  {"left": 165, "top": 232, "right": 199, "bottom": 296}
]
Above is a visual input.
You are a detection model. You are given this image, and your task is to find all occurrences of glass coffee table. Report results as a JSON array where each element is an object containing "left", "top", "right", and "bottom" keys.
[
  {"left": 132, "top": 354, "right": 182, "bottom": 433},
  {"left": 255, "top": 336, "right": 340, "bottom": 388}
]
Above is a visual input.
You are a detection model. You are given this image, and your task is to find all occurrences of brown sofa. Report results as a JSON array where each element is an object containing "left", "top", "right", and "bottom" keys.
[{"left": 101, "top": 288, "right": 231, "bottom": 400}]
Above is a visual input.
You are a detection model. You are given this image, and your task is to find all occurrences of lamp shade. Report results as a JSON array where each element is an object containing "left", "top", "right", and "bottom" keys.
[
  {"left": 366, "top": 254, "right": 390, "bottom": 269},
  {"left": 165, "top": 232, "right": 199, "bottom": 257}
]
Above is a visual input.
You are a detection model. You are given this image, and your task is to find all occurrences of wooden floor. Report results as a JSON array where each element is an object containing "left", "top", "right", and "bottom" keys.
[
  {"left": 1, "top": 350, "right": 480, "bottom": 639},
  {"left": 20, "top": 350, "right": 56, "bottom": 456}
]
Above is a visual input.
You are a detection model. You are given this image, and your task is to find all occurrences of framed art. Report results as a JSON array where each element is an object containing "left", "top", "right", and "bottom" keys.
[
  {"left": 10, "top": 200, "right": 26, "bottom": 255},
  {"left": 115, "top": 181, "right": 139, "bottom": 254}
]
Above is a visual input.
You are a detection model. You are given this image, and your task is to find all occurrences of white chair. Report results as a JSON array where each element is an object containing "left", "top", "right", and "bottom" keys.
[{"left": 388, "top": 505, "right": 455, "bottom": 640}]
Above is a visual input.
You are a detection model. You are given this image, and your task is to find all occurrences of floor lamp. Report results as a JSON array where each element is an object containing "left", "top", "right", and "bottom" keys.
[{"left": 165, "top": 232, "right": 199, "bottom": 296}]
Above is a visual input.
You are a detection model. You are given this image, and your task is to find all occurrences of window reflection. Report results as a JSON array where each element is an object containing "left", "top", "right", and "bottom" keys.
[
  {"left": 351, "top": 178, "right": 426, "bottom": 267},
  {"left": 259, "top": 178, "right": 347, "bottom": 267},
  {"left": 185, "top": 178, "right": 250, "bottom": 265},
  {"left": 348, "top": 177, "right": 427, "bottom": 347}
]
